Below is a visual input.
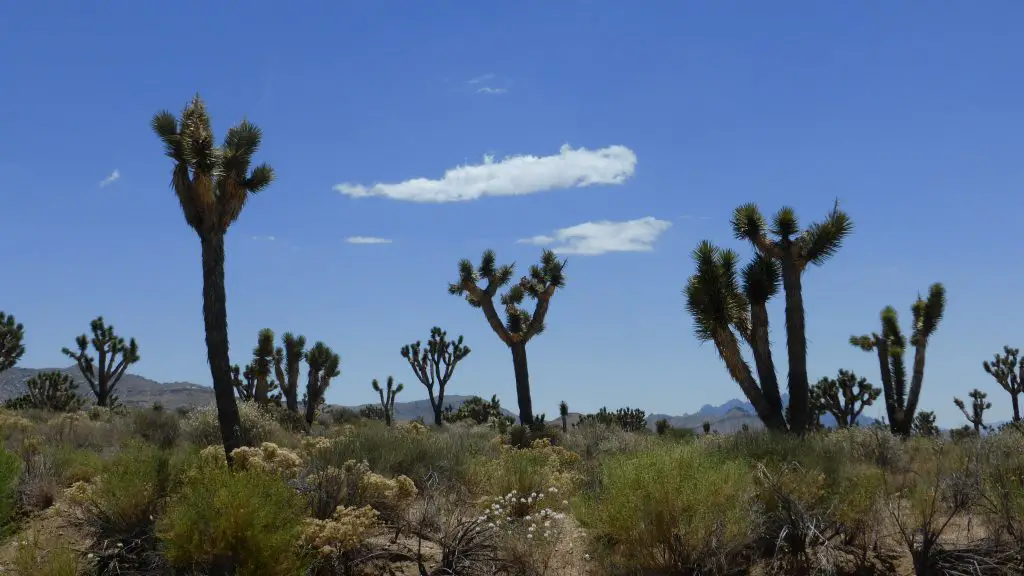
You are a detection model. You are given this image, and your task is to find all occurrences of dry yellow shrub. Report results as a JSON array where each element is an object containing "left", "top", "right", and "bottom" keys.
[{"left": 300, "top": 505, "right": 381, "bottom": 557}]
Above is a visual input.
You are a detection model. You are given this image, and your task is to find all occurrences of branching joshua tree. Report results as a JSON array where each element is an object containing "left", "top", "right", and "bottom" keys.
[
  {"left": 811, "top": 369, "right": 881, "bottom": 428},
  {"left": 982, "top": 346, "right": 1023, "bottom": 422},
  {"left": 251, "top": 328, "right": 282, "bottom": 406},
  {"left": 912, "top": 410, "right": 939, "bottom": 437},
  {"left": 730, "top": 201, "right": 854, "bottom": 433},
  {"left": 372, "top": 376, "right": 404, "bottom": 427},
  {"left": 152, "top": 95, "right": 274, "bottom": 463},
  {"left": 273, "top": 332, "right": 307, "bottom": 416},
  {"left": 304, "top": 342, "right": 341, "bottom": 426},
  {"left": 954, "top": 389, "right": 992, "bottom": 434},
  {"left": 400, "top": 327, "right": 471, "bottom": 426},
  {"left": 231, "top": 364, "right": 256, "bottom": 401},
  {"left": 0, "top": 312, "right": 25, "bottom": 374},
  {"left": 559, "top": 400, "right": 569, "bottom": 433},
  {"left": 685, "top": 241, "right": 790, "bottom": 432},
  {"left": 23, "top": 371, "right": 83, "bottom": 412},
  {"left": 61, "top": 316, "right": 139, "bottom": 408},
  {"left": 448, "top": 249, "right": 567, "bottom": 427},
  {"left": 851, "top": 283, "right": 945, "bottom": 436}
]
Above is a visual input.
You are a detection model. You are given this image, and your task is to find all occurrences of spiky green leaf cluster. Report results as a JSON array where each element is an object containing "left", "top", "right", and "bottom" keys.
[
  {"left": 0, "top": 312, "right": 25, "bottom": 374},
  {"left": 954, "top": 388, "right": 992, "bottom": 432},
  {"left": 684, "top": 241, "right": 750, "bottom": 342},
  {"left": 305, "top": 342, "right": 341, "bottom": 425},
  {"left": 151, "top": 94, "right": 274, "bottom": 236},
  {"left": 5, "top": 371, "right": 82, "bottom": 412},
  {"left": 731, "top": 200, "right": 853, "bottom": 267}
]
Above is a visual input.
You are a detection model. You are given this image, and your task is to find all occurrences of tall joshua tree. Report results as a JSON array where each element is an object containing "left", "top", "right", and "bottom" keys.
[
  {"left": 449, "top": 249, "right": 567, "bottom": 427},
  {"left": 851, "top": 283, "right": 946, "bottom": 436},
  {"left": 372, "top": 376, "right": 404, "bottom": 427},
  {"left": 982, "top": 346, "right": 1023, "bottom": 422},
  {"left": 954, "top": 389, "right": 991, "bottom": 433},
  {"left": 811, "top": 369, "right": 881, "bottom": 428},
  {"left": 685, "top": 241, "right": 788, "bottom": 432},
  {"left": 731, "top": 201, "right": 853, "bottom": 433},
  {"left": 62, "top": 316, "right": 139, "bottom": 407},
  {"left": 0, "top": 312, "right": 25, "bottom": 374},
  {"left": 274, "top": 332, "right": 307, "bottom": 416},
  {"left": 304, "top": 342, "right": 341, "bottom": 426},
  {"left": 401, "top": 327, "right": 471, "bottom": 426},
  {"left": 152, "top": 95, "right": 274, "bottom": 461},
  {"left": 251, "top": 328, "right": 282, "bottom": 406},
  {"left": 559, "top": 400, "right": 569, "bottom": 433}
]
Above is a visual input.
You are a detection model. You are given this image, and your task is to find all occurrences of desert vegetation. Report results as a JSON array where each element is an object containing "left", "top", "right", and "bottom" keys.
[{"left": 0, "top": 95, "right": 1022, "bottom": 576}]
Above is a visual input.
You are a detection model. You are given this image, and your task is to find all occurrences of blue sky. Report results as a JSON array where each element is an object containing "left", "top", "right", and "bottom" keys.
[{"left": 2, "top": 1, "right": 1022, "bottom": 426}]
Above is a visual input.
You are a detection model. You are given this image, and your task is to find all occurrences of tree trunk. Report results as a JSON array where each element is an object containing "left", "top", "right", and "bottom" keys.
[
  {"left": 902, "top": 343, "right": 929, "bottom": 436},
  {"left": 432, "top": 388, "right": 444, "bottom": 427},
  {"left": 780, "top": 256, "right": 810, "bottom": 434},
  {"left": 200, "top": 233, "right": 244, "bottom": 463},
  {"left": 510, "top": 342, "right": 534, "bottom": 427},
  {"left": 749, "top": 302, "right": 785, "bottom": 426},
  {"left": 1012, "top": 394, "right": 1021, "bottom": 423}
]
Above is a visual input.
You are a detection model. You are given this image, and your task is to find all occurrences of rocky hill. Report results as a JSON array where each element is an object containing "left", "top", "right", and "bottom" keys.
[{"left": 0, "top": 366, "right": 214, "bottom": 410}]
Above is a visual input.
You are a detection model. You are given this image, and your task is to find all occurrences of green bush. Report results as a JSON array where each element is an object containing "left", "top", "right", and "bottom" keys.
[
  {"left": 576, "top": 442, "right": 757, "bottom": 573},
  {"left": 0, "top": 447, "right": 21, "bottom": 533},
  {"left": 181, "top": 401, "right": 283, "bottom": 448},
  {"left": 132, "top": 406, "right": 181, "bottom": 449},
  {"left": 157, "top": 464, "right": 309, "bottom": 575},
  {"left": 313, "top": 421, "right": 494, "bottom": 488}
]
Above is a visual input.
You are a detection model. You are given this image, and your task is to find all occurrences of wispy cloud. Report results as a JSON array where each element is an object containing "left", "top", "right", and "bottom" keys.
[
  {"left": 334, "top": 144, "right": 637, "bottom": 203},
  {"left": 466, "top": 73, "right": 495, "bottom": 85},
  {"left": 476, "top": 86, "right": 507, "bottom": 95},
  {"left": 518, "top": 217, "right": 672, "bottom": 256},
  {"left": 345, "top": 236, "right": 393, "bottom": 245},
  {"left": 99, "top": 169, "right": 120, "bottom": 188},
  {"left": 251, "top": 235, "right": 277, "bottom": 241}
]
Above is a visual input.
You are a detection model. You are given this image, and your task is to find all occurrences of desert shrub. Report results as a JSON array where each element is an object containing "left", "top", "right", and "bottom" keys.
[
  {"left": 181, "top": 401, "right": 282, "bottom": 448},
  {"left": 560, "top": 420, "right": 656, "bottom": 462},
  {"left": 577, "top": 442, "right": 757, "bottom": 574},
  {"left": 67, "top": 441, "right": 182, "bottom": 571},
  {"left": 43, "top": 412, "right": 122, "bottom": 450},
  {"left": 132, "top": 405, "right": 180, "bottom": 448},
  {"left": 977, "top": 428, "right": 1024, "bottom": 553},
  {"left": 194, "top": 442, "right": 304, "bottom": 480},
  {"left": 0, "top": 447, "right": 21, "bottom": 532},
  {"left": 480, "top": 489, "right": 572, "bottom": 575},
  {"left": 157, "top": 464, "right": 310, "bottom": 575},
  {"left": 470, "top": 438, "right": 582, "bottom": 506},
  {"left": 11, "top": 529, "right": 85, "bottom": 576},
  {"left": 311, "top": 420, "right": 494, "bottom": 488},
  {"left": 18, "top": 449, "right": 61, "bottom": 513}
]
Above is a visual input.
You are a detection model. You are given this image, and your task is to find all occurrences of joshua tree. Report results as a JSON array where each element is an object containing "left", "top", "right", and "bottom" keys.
[
  {"left": 251, "top": 328, "right": 282, "bottom": 405},
  {"left": 954, "top": 389, "right": 991, "bottom": 434},
  {"left": 912, "top": 410, "right": 939, "bottom": 437},
  {"left": 655, "top": 418, "right": 670, "bottom": 435},
  {"left": 702, "top": 420, "right": 712, "bottom": 435},
  {"left": 449, "top": 249, "right": 567, "bottom": 427},
  {"left": 400, "top": 327, "right": 471, "bottom": 426},
  {"left": 559, "top": 400, "right": 569, "bottom": 433},
  {"left": 443, "top": 394, "right": 505, "bottom": 425},
  {"left": 730, "top": 201, "right": 853, "bottom": 433},
  {"left": 811, "top": 369, "right": 881, "bottom": 428},
  {"left": 851, "top": 283, "right": 945, "bottom": 436},
  {"left": 273, "top": 332, "right": 307, "bottom": 416},
  {"left": 8, "top": 371, "right": 83, "bottom": 412},
  {"left": 685, "top": 241, "right": 790, "bottom": 432},
  {"left": 61, "top": 316, "right": 139, "bottom": 408},
  {"left": 231, "top": 364, "right": 256, "bottom": 401},
  {"left": 152, "top": 95, "right": 274, "bottom": 462},
  {"left": 577, "top": 407, "right": 648, "bottom": 432},
  {"left": 304, "top": 342, "right": 341, "bottom": 426},
  {"left": 982, "top": 346, "right": 1022, "bottom": 422},
  {"left": 372, "top": 376, "right": 404, "bottom": 427},
  {"left": 0, "top": 312, "right": 25, "bottom": 374}
]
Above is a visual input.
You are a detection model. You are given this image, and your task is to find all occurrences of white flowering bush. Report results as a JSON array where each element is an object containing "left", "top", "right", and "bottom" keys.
[
  {"left": 478, "top": 487, "right": 571, "bottom": 575},
  {"left": 182, "top": 401, "right": 281, "bottom": 447}
]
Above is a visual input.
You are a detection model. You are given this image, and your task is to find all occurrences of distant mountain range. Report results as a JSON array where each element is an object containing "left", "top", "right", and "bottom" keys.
[{"left": 1, "top": 366, "right": 890, "bottom": 432}]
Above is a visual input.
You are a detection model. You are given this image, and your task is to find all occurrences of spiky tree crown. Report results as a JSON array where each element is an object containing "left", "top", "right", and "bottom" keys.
[
  {"left": 401, "top": 327, "right": 471, "bottom": 388},
  {"left": 684, "top": 241, "right": 750, "bottom": 342},
  {"left": 983, "top": 346, "right": 1022, "bottom": 394},
  {"left": 21, "top": 371, "right": 82, "bottom": 412},
  {"left": 448, "top": 249, "right": 567, "bottom": 344},
  {"left": 730, "top": 200, "right": 853, "bottom": 268},
  {"left": 151, "top": 94, "right": 274, "bottom": 236},
  {"left": 955, "top": 388, "right": 991, "bottom": 430},
  {"left": 0, "top": 312, "right": 25, "bottom": 374},
  {"left": 61, "top": 316, "right": 139, "bottom": 407},
  {"left": 559, "top": 401, "right": 569, "bottom": 418}
]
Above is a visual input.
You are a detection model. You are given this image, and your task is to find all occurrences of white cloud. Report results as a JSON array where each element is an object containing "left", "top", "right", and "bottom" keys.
[
  {"left": 477, "top": 86, "right": 507, "bottom": 95},
  {"left": 334, "top": 144, "right": 637, "bottom": 203},
  {"left": 467, "top": 73, "right": 494, "bottom": 85},
  {"left": 518, "top": 217, "right": 672, "bottom": 256},
  {"left": 99, "top": 169, "right": 120, "bottom": 187},
  {"left": 251, "top": 235, "right": 276, "bottom": 241},
  {"left": 345, "top": 236, "right": 393, "bottom": 245}
]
